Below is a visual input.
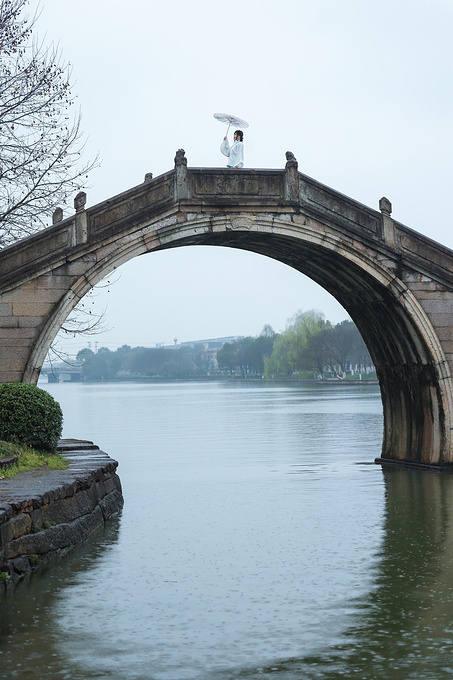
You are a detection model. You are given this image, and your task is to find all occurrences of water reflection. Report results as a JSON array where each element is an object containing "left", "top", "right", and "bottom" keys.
[
  {"left": 223, "top": 467, "right": 453, "bottom": 680},
  {"left": 0, "top": 521, "right": 121, "bottom": 679},
  {"left": 5, "top": 466, "right": 450, "bottom": 680},
  {"left": 4, "top": 383, "right": 453, "bottom": 680}
]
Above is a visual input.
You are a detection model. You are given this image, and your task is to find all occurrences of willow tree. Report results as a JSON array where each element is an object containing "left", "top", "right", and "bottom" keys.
[
  {"left": 264, "top": 310, "right": 331, "bottom": 378},
  {"left": 0, "top": 0, "right": 96, "bottom": 247}
]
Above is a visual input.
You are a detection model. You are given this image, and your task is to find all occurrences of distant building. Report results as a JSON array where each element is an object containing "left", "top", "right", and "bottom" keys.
[
  {"left": 158, "top": 336, "right": 243, "bottom": 369},
  {"left": 179, "top": 337, "right": 243, "bottom": 369}
]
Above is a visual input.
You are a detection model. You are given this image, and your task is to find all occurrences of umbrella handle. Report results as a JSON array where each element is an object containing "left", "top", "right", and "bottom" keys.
[{"left": 225, "top": 121, "right": 231, "bottom": 137}]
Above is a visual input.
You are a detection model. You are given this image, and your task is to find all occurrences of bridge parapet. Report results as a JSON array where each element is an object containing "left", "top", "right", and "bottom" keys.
[{"left": 3, "top": 152, "right": 453, "bottom": 293}]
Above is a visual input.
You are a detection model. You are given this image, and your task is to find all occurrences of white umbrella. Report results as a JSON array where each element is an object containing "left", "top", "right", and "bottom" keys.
[{"left": 213, "top": 112, "right": 249, "bottom": 137}]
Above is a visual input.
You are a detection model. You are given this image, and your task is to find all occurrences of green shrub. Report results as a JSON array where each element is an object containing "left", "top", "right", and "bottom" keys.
[{"left": 0, "top": 383, "right": 63, "bottom": 452}]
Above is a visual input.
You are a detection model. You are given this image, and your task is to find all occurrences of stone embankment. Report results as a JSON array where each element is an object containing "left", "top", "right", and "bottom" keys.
[{"left": 0, "top": 439, "right": 124, "bottom": 595}]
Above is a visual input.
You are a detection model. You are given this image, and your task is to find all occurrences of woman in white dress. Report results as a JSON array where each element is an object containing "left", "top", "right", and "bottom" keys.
[{"left": 220, "top": 130, "right": 244, "bottom": 168}]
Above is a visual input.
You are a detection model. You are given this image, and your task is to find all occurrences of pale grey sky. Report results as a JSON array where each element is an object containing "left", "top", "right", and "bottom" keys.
[{"left": 35, "top": 0, "right": 453, "bottom": 354}]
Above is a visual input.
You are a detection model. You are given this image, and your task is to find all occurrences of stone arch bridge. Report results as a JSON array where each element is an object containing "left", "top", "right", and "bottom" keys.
[{"left": 2, "top": 150, "right": 453, "bottom": 469}]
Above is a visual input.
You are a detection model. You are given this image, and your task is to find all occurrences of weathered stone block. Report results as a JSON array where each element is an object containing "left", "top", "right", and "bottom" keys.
[
  {"left": 403, "top": 272, "right": 433, "bottom": 283},
  {"left": 0, "top": 356, "right": 32, "bottom": 376},
  {"left": 425, "top": 313, "right": 453, "bottom": 327},
  {"left": 103, "top": 476, "right": 117, "bottom": 494},
  {"left": 99, "top": 490, "right": 124, "bottom": 520},
  {"left": 411, "top": 290, "right": 451, "bottom": 300},
  {"left": 95, "top": 481, "right": 106, "bottom": 499},
  {"left": 37, "top": 273, "right": 73, "bottom": 289},
  {"left": 29, "top": 508, "right": 43, "bottom": 533},
  {"left": 0, "top": 327, "right": 38, "bottom": 339},
  {"left": 11, "top": 555, "right": 30, "bottom": 575},
  {"left": 10, "top": 498, "right": 33, "bottom": 513},
  {"left": 1, "top": 512, "right": 32, "bottom": 544},
  {"left": 0, "top": 371, "right": 22, "bottom": 382},
  {"left": 0, "top": 506, "right": 13, "bottom": 525},
  {"left": 15, "top": 289, "right": 63, "bottom": 304},
  {"left": 420, "top": 300, "right": 453, "bottom": 314},
  {"left": 62, "top": 259, "right": 97, "bottom": 277},
  {"left": 439, "top": 342, "right": 453, "bottom": 354},
  {"left": 0, "top": 303, "right": 13, "bottom": 316},
  {"left": 42, "top": 487, "right": 98, "bottom": 526},
  {"left": 0, "top": 317, "right": 18, "bottom": 328},
  {"left": 5, "top": 505, "right": 105, "bottom": 560},
  {"left": 12, "top": 302, "right": 52, "bottom": 317},
  {"left": 406, "top": 281, "right": 438, "bottom": 291},
  {"left": 18, "top": 316, "right": 46, "bottom": 328},
  {"left": 0, "top": 346, "right": 34, "bottom": 364}
]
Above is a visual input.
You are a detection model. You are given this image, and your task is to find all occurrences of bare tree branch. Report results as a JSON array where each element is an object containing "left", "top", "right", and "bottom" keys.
[{"left": 0, "top": 0, "right": 99, "bottom": 247}]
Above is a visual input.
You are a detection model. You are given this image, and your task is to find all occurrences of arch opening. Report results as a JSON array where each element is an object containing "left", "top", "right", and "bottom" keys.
[{"left": 27, "top": 221, "right": 453, "bottom": 466}]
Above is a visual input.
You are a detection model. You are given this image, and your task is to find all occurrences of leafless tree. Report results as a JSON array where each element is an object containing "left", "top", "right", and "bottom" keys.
[
  {"left": 0, "top": 1, "right": 106, "bottom": 367},
  {"left": 0, "top": 0, "right": 98, "bottom": 247}
]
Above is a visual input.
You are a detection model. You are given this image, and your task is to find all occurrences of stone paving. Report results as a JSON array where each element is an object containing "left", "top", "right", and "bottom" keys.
[{"left": 0, "top": 439, "right": 118, "bottom": 504}]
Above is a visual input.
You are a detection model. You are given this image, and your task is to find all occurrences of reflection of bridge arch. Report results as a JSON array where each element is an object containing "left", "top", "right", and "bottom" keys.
[
  {"left": 2, "top": 151, "right": 453, "bottom": 468},
  {"left": 251, "top": 466, "right": 453, "bottom": 677}
]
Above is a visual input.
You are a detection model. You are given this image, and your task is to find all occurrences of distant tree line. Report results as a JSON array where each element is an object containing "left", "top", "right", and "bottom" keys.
[
  {"left": 75, "top": 343, "right": 216, "bottom": 381},
  {"left": 71, "top": 310, "right": 374, "bottom": 381},
  {"left": 216, "top": 324, "right": 276, "bottom": 377}
]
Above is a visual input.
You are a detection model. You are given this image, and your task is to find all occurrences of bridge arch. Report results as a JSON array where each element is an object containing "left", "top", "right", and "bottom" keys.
[
  {"left": 24, "top": 211, "right": 453, "bottom": 468},
  {"left": 2, "top": 154, "right": 453, "bottom": 467}
]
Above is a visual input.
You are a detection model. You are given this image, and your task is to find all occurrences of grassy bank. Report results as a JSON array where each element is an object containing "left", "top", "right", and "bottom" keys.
[{"left": 0, "top": 441, "right": 68, "bottom": 479}]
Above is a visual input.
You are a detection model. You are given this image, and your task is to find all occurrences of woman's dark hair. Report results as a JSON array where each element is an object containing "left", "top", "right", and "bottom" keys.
[{"left": 234, "top": 130, "right": 243, "bottom": 142}]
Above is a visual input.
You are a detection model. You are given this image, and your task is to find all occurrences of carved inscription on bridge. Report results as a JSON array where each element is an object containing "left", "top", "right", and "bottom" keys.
[{"left": 190, "top": 171, "right": 285, "bottom": 202}]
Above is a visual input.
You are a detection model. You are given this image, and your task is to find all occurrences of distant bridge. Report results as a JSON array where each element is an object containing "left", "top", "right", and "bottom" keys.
[
  {"left": 40, "top": 367, "right": 82, "bottom": 383},
  {"left": 2, "top": 150, "right": 453, "bottom": 468}
]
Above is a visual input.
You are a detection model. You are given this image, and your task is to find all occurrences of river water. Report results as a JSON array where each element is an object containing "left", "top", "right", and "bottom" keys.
[{"left": 2, "top": 380, "right": 453, "bottom": 679}]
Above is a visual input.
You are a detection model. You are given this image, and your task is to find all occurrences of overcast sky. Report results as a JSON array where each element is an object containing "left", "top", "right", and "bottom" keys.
[{"left": 35, "top": 0, "right": 453, "bottom": 355}]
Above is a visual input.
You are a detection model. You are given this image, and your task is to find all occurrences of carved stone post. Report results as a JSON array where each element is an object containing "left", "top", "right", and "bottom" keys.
[
  {"left": 285, "top": 151, "right": 299, "bottom": 204},
  {"left": 74, "top": 191, "right": 88, "bottom": 245},
  {"left": 52, "top": 207, "right": 63, "bottom": 224},
  {"left": 174, "top": 149, "right": 190, "bottom": 200},
  {"left": 379, "top": 196, "right": 396, "bottom": 248}
]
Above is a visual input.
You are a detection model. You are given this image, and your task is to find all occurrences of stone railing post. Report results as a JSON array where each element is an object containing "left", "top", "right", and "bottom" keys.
[
  {"left": 74, "top": 191, "right": 88, "bottom": 245},
  {"left": 52, "top": 207, "right": 63, "bottom": 224},
  {"left": 379, "top": 196, "right": 397, "bottom": 248},
  {"left": 285, "top": 151, "right": 300, "bottom": 204},
  {"left": 174, "top": 149, "right": 190, "bottom": 201}
]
